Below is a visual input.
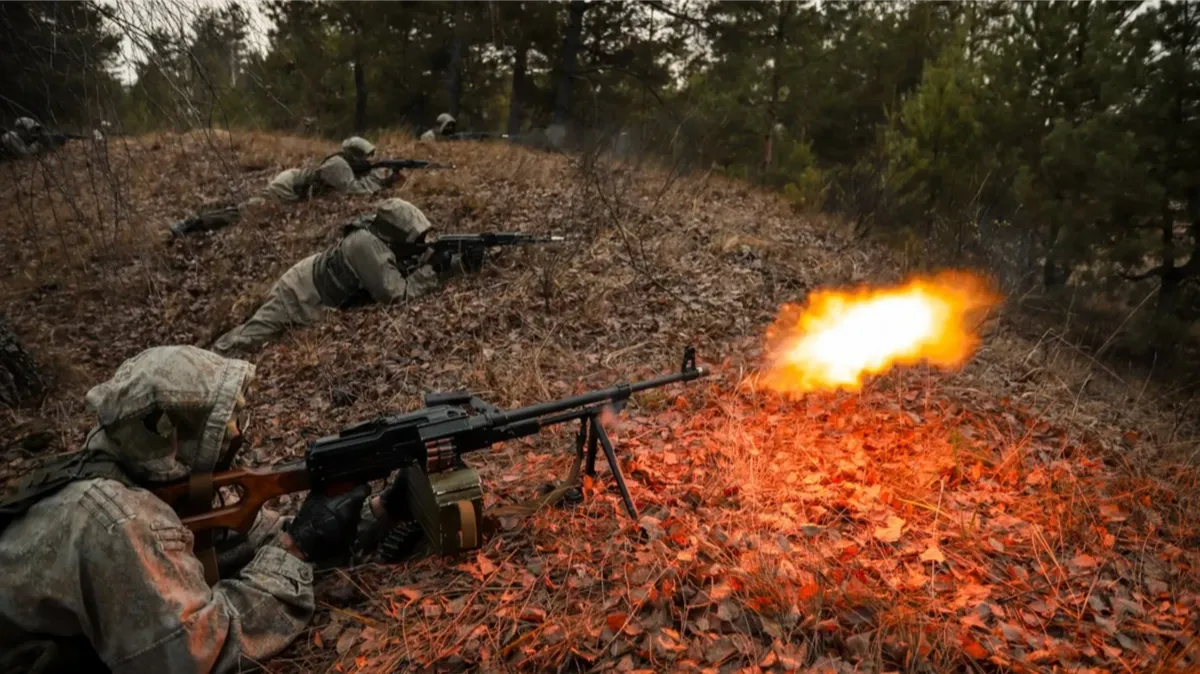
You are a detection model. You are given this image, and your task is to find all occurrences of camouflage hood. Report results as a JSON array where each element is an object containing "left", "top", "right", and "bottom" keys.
[
  {"left": 368, "top": 198, "right": 432, "bottom": 247},
  {"left": 341, "top": 136, "right": 376, "bottom": 160},
  {"left": 436, "top": 113, "right": 457, "bottom": 135},
  {"left": 83, "top": 346, "right": 254, "bottom": 482},
  {"left": 14, "top": 117, "right": 40, "bottom": 133}
]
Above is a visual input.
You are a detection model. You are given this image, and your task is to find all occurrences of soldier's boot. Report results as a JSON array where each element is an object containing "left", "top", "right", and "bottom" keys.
[
  {"left": 168, "top": 206, "right": 241, "bottom": 237},
  {"left": 169, "top": 216, "right": 200, "bottom": 237}
]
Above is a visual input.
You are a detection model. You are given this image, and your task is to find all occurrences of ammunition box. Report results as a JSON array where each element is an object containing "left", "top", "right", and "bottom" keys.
[{"left": 402, "top": 464, "right": 484, "bottom": 555}]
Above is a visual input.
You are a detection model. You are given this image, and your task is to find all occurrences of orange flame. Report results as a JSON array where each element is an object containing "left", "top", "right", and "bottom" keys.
[{"left": 761, "top": 271, "right": 1001, "bottom": 393}]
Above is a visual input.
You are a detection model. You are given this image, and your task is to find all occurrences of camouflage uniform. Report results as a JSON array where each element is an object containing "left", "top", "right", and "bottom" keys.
[
  {"left": 0, "top": 131, "right": 30, "bottom": 157},
  {"left": 170, "top": 137, "right": 394, "bottom": 237},
  {"left": 0, "top": 346, "right": 313, "bottom": 673},
  {"left": 1, "top": 118, "right": 44, "bottom": 157},
  {"left": 419, "top": 113, "right": 457, "bottom": 142},
  {"left": 264, "top": 136, "right": 390, "bottom": 202},
  {"left": 212, "top": 198, "right": 444, "bottom": 354}
]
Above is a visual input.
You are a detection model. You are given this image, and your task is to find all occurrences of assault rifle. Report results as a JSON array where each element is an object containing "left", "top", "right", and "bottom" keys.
[
  {"left": 398, "top": 232, "right": 571, "bottom": 274},
  {"left": 44, "top": 131, "right": 90, "bottom": 145},
  {"left": 154, "top": 347, "right": 709, "bottom": 555},
  {"left": 447, "top": 131, "right": 509, "bottom": 141},
  {"left": 369, "top": 158, "right": 456, "bottom": 171}
]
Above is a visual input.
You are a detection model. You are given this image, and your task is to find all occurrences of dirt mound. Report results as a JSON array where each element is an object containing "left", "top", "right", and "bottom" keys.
[{"left": 2, "top": 131, "right": 1198, "bottom": 673}]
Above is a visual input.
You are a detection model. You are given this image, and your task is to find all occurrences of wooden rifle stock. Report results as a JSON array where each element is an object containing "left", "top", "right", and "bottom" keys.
[{"left": 153, "top": 463, "right": 312, "bottom": 534}]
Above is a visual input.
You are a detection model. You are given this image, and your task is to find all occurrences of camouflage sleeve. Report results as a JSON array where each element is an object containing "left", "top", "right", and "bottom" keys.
[
  {"left": 1, "top": 131, "right": 32, "bottom": 156},
  {"left": 341, "top": 232, "right": 441, "bottom": 304},
  {"left": 83, "top": 487, "right": 313, "bottom": 674},
  {"left": 406, "top": 264, "right": 442, "bottom": 299},
  {"left": 317, "top": 156, "right": 386, "bottom": 196}
]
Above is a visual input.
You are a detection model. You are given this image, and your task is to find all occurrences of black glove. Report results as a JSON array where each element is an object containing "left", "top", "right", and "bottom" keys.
[
  {"left": 352, "top": 478, "right": 412, "bottom": 556},
  {"left": 384, "top": 168, "right": 406, "bottom": 188},
  {"left": 214, "top": 530, "right": 255, "bottom": 577},
  {"left": 429, "top": 248, "right": 455, "bottom": 274},
  {"left": 462, "top": 246, "right": 486, "bottom": 273},
  {"left": 287, "top": 484, "right": 370, "bottom": 564}
]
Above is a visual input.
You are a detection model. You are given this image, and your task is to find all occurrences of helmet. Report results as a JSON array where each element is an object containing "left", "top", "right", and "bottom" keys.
[
  {"left": 14, "top": 117, "right": 41, "bottom": 133},
  {"left": 341, "top": 136, "right": 376, "bottom": 160},
  {"left": 369, "top": 198, "right": 432, "bottom": 247}
]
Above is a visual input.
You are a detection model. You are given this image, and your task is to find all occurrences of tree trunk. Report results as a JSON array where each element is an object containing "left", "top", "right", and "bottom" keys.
[
  {"left": 1042, "top": 257, "right": 1062, "bottom": 288},
  {"left": 1154, "top": 265, "right": 1182, "bottom": 362},
  {"left": 1042, "top": 222, "right": 1067, "bottom": 288},
  {"left": 507, "top": 35, "right": 529, "bottom": 137},
  {"left": 447, "top": 2, "right": 466, "bottom": 119},
  {"left": 0, "top": 313, "right": 46, "bottom": 409},
  {"left": 1152, "top": 81, "right": 1188, "bottom": 354},
  {"left": 353, "top": 52, "right": 367, "bottom": 133},
  {"left": 1158, "top": 199, "right": 1176, "bottom": 301},
  {"left": 763, "top": 2, "right": 791, "bottom": 176},
  {"left": 553, "top": 0, "right": 587, "bottom": 127}
]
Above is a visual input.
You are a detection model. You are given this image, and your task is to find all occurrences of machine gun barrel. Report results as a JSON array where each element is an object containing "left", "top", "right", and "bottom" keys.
[{"left": 495, "top": 353, "right": 707, "bottom": 427}]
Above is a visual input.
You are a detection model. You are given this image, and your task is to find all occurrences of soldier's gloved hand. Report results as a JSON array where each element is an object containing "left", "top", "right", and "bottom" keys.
[
  {"left": 284, "top": 484, "right": 370, "bottom": 564},
  {"left": 463, "top": 246, "right": 486, "bottom": 273},
  {"left": 354, "top": 479, "right": 411, "bottom": 556},
  {"left": 385, "top": 169, "right": 407, "bottom": 189},
  {"left": 429, "top": 248, "right": 455, "bottom": 274}
]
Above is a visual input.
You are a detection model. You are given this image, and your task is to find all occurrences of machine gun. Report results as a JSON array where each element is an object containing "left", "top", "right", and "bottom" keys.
[
  {"left": 369, "top": 158, "right": 456, "bottom": 171},
  {"left": 153, "top": 347, "right": 709, "bottom": 555}
]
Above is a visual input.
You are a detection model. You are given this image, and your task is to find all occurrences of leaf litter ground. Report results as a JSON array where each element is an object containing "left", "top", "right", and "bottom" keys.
[{"left": 1, "top": 131, "right": 1198, "bottom": 673}]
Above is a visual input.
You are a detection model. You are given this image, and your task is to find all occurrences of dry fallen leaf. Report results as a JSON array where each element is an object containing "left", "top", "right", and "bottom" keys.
[
  {"left": 394, "top": 586, "right": 423, "bottom": 602},
  {"left": 606, "top": 612, "right": 629, "bottom": 632},
  {"left": 962, "top": 635, "right": 989, "bottom": 659},
  {"left": 709, "top": 582, "right": 734, "bottom": 601},
  {"left": 335, "top": 628, "right": 360, "bottom": 655},
  {"left": 541, "top": 624, "right": 566, "bottom": 644},
  {"left": 717, "top": 600, "right": 743, "bottom": 622},
  {"left": 874, "top": 515, "right": 906, "bottom": 543},
  {"left": 920, "top": 545, "right": 946, "bottom": 563},
  {"left": 477, "top": 552, "right": 498, "bottom": 576}
]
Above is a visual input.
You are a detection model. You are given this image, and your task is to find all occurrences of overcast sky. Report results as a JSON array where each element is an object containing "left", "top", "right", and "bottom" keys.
[{"left": 102, "top": 0, "right": 274, "bottom": 84}]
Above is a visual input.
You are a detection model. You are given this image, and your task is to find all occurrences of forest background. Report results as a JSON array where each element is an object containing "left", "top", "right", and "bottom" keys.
[{"left": 4, "top": 0, "right": 1200, "bottom": 378}]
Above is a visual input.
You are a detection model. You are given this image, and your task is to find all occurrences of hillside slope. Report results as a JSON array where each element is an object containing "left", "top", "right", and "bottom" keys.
[{"left": 2, "top": 131, "right": 1198, "bottom": 673}]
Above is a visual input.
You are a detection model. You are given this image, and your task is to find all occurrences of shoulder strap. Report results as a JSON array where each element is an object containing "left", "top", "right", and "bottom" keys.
[
  {"left": 0, "top": 451, "right": 224, "bottom": 587},
  {"left": 0, "top": 451, "right": 135, "bottom": 533}
]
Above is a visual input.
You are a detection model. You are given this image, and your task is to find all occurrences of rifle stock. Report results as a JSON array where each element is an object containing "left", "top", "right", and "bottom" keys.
[
  {"left": 154, "top": 463, "right": 312, "bottom": 534},
  {"left": 153, "top": 347, "right": 709, "bottom": 551}
]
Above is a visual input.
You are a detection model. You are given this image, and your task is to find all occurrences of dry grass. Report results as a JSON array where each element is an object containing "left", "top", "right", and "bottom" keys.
[{"left": 2, "top": 130, "right": 1199, "bottom": 673}]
